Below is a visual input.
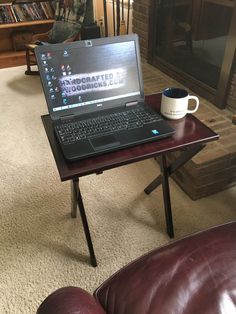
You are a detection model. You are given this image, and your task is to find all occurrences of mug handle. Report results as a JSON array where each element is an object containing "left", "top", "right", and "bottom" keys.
[{"left": 187, "top": 96, "right": 199, "bottom": 113}]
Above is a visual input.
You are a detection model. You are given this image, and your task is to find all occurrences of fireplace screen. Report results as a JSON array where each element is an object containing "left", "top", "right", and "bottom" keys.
[{"left": 148, "top": 0, "right": 235, "bottom": 105}]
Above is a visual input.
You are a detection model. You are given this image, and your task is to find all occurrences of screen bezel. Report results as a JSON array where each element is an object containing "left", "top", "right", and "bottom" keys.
[{"left": 35, "top": 34, "right": 144, "bottom": 121}]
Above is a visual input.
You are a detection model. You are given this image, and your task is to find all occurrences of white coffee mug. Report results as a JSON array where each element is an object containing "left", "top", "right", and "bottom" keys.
[{"left": 161, "top": 88, "right": 199, "bottom": 120}]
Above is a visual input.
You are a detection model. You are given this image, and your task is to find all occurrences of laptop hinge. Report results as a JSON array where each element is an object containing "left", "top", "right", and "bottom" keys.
[
  {"left": 60, "top": 114, "right": 75, "bottom": 121},
  {"left": 125, "top": 101, "right": 139, "bottom": 107}
]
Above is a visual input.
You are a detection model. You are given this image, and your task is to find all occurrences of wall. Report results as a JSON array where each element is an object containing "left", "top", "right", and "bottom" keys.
[
  {"left": 132, "top": 0, "right": 151, "bottom": 58},
  {"left": 93, "top": 0, "right": 103, "bottom": 22},
  {"left": 94, "top": 0, "right": 133, "bottom": 37}
]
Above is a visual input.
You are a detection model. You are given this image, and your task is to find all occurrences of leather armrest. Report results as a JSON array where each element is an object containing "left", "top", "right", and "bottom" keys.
[
  {"left": 37, "top": 286, "right": 105, "bottom": 314},
  {"left": 94, "top": 222, "right": 236, "bottom": 314}
]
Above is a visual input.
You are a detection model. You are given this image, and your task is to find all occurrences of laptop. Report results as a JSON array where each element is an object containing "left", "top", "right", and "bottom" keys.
[{"left": 35, "top": 34, "right": 175, "bottom": 161}]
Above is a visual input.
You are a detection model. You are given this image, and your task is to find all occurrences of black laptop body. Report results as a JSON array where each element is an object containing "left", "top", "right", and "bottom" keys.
[{"left": 35, "top": 34, "right": 175, "bottom": 161}]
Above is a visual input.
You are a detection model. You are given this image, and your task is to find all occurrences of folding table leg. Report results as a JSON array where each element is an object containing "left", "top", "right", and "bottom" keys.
[
  {"left": 25, "top": 48, "right": 31, "bottom": 74},
  {"left": 71, "top": 178, "right": 97, "bottom": 267},
  {"left": 144, "top": 145, "right": 205, "bottom": 195},
  {"left": 144, "top": 144, "right": 205, "bottom": 238},
  {"left": 160, "top": 155, "right": 174, "bottom": 238},
  {"left": 144, "top": 175, "right": 162, "bottom": 195},
  {"left": 71, "top": 179, "right": 78, "bottom": 218}
]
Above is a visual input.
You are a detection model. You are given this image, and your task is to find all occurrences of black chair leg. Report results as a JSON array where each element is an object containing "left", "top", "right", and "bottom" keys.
[{"left": 25, "top": 46, "right": 39, "bottom": 76}]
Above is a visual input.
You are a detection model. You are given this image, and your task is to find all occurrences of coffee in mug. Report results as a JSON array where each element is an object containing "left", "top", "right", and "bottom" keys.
[{"left": 161, "top": 88, "right": 199, "bottom": 120}]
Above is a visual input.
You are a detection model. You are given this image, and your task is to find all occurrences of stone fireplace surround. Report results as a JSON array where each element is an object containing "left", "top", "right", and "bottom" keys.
[{"left": 133, "top": 0, "right": 236, "bottom": 199}]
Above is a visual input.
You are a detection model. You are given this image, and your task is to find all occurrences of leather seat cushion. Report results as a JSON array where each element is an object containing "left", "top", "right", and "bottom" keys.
[{"left": 94, "top": 222, "right": 236, "bottom": 314}]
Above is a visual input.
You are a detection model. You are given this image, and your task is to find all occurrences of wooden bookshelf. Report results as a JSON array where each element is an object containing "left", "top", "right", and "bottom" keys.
[
  {"left": 0, "top": 0, "right": 54, "bottom": 68},
  {"left": 0, "top": 50, "right": 26, "bottom": 68},
  {"left": 0, "top": 19, "right": 54, "bottom": 29}
]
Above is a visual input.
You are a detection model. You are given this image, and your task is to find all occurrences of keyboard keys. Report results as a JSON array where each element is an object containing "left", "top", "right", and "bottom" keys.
[{"left": 55, "top": 107, "right": 162, "bottom": 145}]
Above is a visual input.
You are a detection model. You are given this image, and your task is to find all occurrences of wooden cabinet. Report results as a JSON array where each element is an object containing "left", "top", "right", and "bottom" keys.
[{"left": 0, "top": 0, "right": 54, "bottom": 68}]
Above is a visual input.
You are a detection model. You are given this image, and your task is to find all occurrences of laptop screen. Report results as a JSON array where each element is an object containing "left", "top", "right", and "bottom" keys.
[{"left": 35, "top": 34, "right": 144, "bottom": 120}]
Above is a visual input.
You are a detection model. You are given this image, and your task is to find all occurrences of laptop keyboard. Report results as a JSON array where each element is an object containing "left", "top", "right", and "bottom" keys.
[{"left": 55, "top": 107, "right": 162, "bottom": 145}]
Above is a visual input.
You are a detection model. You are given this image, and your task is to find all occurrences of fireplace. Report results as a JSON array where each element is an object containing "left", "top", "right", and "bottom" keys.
[
  {"left": 133, "top": 0, "right": 236, "bottom": 112},
  {"left": 132, "top": 0, "right": 236, "bottom": 199}
]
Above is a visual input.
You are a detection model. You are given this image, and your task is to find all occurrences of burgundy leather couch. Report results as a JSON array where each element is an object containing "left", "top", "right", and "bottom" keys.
[{"left": 37, "top": 221, "right": 236, "bottom": 314}]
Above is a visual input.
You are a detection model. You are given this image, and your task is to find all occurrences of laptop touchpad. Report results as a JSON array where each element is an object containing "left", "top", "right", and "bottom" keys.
[{"left": 90, "top": 135, "right": 120, "bottom": 151}]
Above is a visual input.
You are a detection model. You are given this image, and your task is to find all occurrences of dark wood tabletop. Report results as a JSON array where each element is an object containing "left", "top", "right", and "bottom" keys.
[{"left": 41, "top": 93, "right": 219, "bottom": 181}]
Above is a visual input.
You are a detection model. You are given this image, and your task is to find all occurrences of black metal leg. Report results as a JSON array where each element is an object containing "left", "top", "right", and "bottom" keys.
[
  {"left": 71, "top": 179, "right": 78, "bottom": 218},
  {"left": 103, "top": 0, "right": 108, "bottom": 36},
  {"left": 144, "top": 175, "right": 163, "bottom": 195},
  {"left": 144, "top": 144, "right": 205, "bottom": 238},
  {"left": 76, "top": 178, "right": 97, "bottom": 267},
  {"left": 160, "top": 155, "right": 174, "bottom": 238},
  {"left": 71, "top": 178, "right": 97, "bottom": 266},
  {"left": 144, "top": 145, "right": 205, "bottom": 195}
]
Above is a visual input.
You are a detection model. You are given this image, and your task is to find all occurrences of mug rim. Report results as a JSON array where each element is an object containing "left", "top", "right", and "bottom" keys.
[{"left": 163, "top": 87, "right": 188, "bottom": 98}]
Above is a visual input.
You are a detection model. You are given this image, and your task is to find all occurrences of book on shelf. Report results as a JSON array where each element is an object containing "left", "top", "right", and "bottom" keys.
[
  {"left": 10, "top": 5, "right": 18, "bottom": 21},
  {"left": 0, "top": 3, "right": 16, "bottom": 24},
  {"left": 0, "top": 1, "right": 54, "bottom": 24},
  {"left": 40, "top": 1, "right": 54, "bottom": 19},
  {"left": 13, "top": 4, "right": 25, "bottom": 21},
  {"left": 33, "top": 2, "right": 48, "bottom": 19},
  {"left": 20, "top": 3, "right": 33, "bottom": 21}
]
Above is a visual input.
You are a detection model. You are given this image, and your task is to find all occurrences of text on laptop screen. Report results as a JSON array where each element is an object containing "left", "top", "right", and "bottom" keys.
[{"left": 39, "top": 41, "right": 141, "bottom": 113}]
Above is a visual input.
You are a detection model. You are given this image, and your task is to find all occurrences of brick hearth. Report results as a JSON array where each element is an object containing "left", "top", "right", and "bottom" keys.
[
  {"left": 142, "top": 61, "right": 236, "bottom": 199},
  {"left": 133, "top": 0, "right": 236, "bottom": 199}
]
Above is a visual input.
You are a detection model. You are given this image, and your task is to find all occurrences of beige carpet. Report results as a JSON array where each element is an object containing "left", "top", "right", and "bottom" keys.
[{"left": 0, "top": 65, "right": 235, "bottom": 313}]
